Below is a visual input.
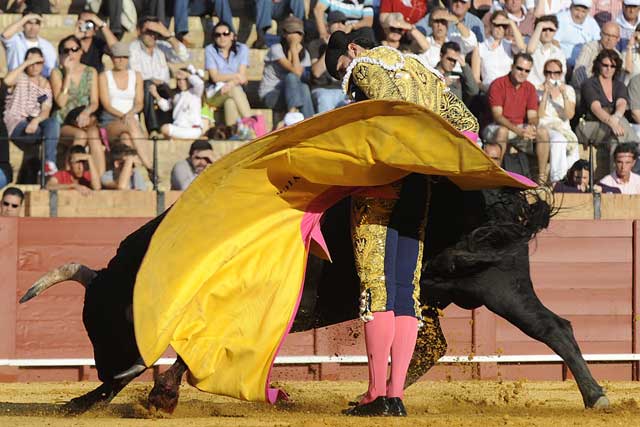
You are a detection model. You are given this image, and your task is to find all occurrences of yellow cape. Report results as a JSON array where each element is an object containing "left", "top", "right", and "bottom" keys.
[{"left": 133, "top": 100, "right": 534, "bottom": 402}]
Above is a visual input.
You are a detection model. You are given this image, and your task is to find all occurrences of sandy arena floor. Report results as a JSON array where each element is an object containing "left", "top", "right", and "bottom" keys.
[{"left": 0, "top": 380, "right": 639, "bottom": 426}]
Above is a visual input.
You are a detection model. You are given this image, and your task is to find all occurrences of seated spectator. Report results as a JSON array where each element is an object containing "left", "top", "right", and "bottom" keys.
[
  {"left": 156, "top": 67, "right": 207, "bottom": 140},
  {"left": 482, "top": 0, "right": 536, "bottom": 38},
  {"left": 254, "top": 0, "right": 305, "bottom": 48},
  {"left": 98, "top": 42, "right": 151, "bottom": 171},
  {"left": 484, "top": 53, "right": 550, "bottom": 182},
  {"left": 309, "top": 12, "right": 353, "bottom": 113},
  {"left": 617, "top": 0, "right": 640, "bottom": 50},
  {"left": 170, "top": 140, "right": 215, "bottom": 190},
  {"left": 554, "top": 159, "right": 621, "bottom": 192},
  {"left": 75, "top": 11, "right": 118, "bottom": 73},
  {"left": 205, "top": 21, "right": 253, "bottom": 127},
  {"left": 474, "top": 11, "right": 525, "bottom": 90},
  {"left": 1, "top": 12, "right": 57, "bottom": 77},
  {"left": 129, "top": 16, "right": 189, "bottom": 134},
  {"left": 0, "top": 187, "right": 24, "bottom": 217},
  {"left": 483, "top": 142, "right": 503, "bottom": 165},
  {"left": 46, "top": 145, "right": 101, "bottom": 194},
  {"left": 169, "top": 0, "right": 234, "bottom": 47},
  {"left": 379, "top": 12, "right": 428, "bottom": 53},
  {"left": 538, "top": 59, "right": 579, "bottom": 183},
  {"left": 417, "top": 7, "right": 478, "bottom": 69},
  {"left": 418, "top": 0, "right": 485, "bottom": 43},
  {"left": 624, "top": 23, "right": 640, "bottom": 80},
  {"left": 599, "top": 143, "right": 640, "bottom": 193},
  {"left": 555, "top": 0, "right": 602, "bottom": 68},
  {"left": 259, "top": 17, "right": 315, "bottom": 121},
  {"left": 572, "top": 21, "right": 621, "bottom": 89},
  {"left": 314, "top": 0, "right": 374, "bottom": 43},
  {"left": 50, "top": 35, "right": 105, "bottom": 177},
  {"left": 576, "top": 49, "right": 636, "bottom": 179},
  {"left": 101, "top": 144, "right": 148, "bottom": 191},
  {"left": 379, "top": 0, "right": 428, "bottom": 29},
  {"left": 437, "top": 41, "right": 479, "bottom": 105},
  {"left": 527, "top": 15, "right": 567, "bottom": 87},
  {"left": 3, "top": 47, "right": 58, "bottom": 176},
  {"left": 592, "top": 0, "right": 622, "bottom": 26}
]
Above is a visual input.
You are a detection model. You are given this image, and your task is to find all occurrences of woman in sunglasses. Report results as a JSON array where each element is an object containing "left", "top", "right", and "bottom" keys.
[
  {"left": 538, "top": 59, "right": 579, "bottom": 183},
  {"left": 205, "top": 21, "right": 252, "bottom": 128},
  {"left": 379, "top": 12, "right": 427, "bottom": 53},
  {"left": 577, "top": 49, "right": 636, "bottom": 179},
  {"left": 259, "top": 16, "right": 314, "bottom": 124},
  {"left": 50, "top": 35, "right": 105, "bottom": 176}
]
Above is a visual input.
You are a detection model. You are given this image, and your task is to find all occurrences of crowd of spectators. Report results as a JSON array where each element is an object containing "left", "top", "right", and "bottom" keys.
[{"left": 4, "top": 0, "right": 640, "bottom": 199}]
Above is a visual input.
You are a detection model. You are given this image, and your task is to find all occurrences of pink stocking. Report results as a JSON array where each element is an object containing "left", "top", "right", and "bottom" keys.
[
  {"left": 387, "top": 315, "right": 418, "bottom": 398},
  {"left": 361, "top": 310, "right": 395, "bottom": 404}
]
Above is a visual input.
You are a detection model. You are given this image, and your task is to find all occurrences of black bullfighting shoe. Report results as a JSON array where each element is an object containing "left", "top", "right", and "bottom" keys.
[
  {"left": 343, "top": 396, "right": 389, "bottom": 416},
  {"left": 387, "top": 397, "right": 407, "bottom": 416}
]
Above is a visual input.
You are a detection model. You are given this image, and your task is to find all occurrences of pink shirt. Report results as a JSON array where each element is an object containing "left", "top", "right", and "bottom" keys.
[{"left": 599, "top": 172, "right": 640, "bottom": 194}]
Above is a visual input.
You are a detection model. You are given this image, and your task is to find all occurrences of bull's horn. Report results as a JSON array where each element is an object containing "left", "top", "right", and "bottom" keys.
[
  {"left": 19, "top": 263, "right": 97, "bottom": 304},
  {"left": 114, "top": 359, "right": 147, "bottom": 380}
]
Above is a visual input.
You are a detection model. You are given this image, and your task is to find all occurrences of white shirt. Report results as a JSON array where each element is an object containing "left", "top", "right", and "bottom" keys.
[
  {"left": 479, "top": 38, "right": 515, "bottom": 87},
  {"left": 616, "top": 13, "right": 640, "bottom": 50},
  {"left": 129, "top": 39, "right": 189, "bottom": 82},
  {"left": 157, "top": 74, "right": 204, "bottom": 128},
  {"left": 555, "top": 10, "right": 601, "bottom": 66},
  {"left": 528, "top": 43, "right": 567, "bottom": 87},
  {"left": 600, "top": 171, "right": 640, "bottom": 194},
  {"left": 419, "top": 32, "right": 477, "bottom": 70},
  {"left": 105, "top": 70, "right": 136, "bottom": 114}
]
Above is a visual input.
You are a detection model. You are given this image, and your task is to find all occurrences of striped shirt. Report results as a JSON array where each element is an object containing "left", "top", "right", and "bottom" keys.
[
  {"left": 3, "top": 73, "right": 52, "bottom": 136},
  {"left": 319, "top": 0, "right": 374, "bottom": 21}
]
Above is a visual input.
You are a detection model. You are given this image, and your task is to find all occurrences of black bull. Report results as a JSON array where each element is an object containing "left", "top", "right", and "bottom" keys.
[{"left": 20, "top": 178, "right": 608, "bottom": 413}]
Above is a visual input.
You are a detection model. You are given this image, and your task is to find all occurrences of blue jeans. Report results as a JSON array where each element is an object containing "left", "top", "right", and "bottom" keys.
[
  {"left": 312, "top": 87, "right": 348, "bottom": 113},
  {"left": 0, "top": 168, "right": 8, "bottom": 188},
  {"left": 255, "top": 0, "right": 305, "bottom": 34},
  {"left": 11, "top": 117, "right": 59, "bottom": 164},
  {"left": 262, "top": 72, "right": 315, "bottom": 118},
  {"left": 171, "top": 0, "right": 235, "bottom": 35}
]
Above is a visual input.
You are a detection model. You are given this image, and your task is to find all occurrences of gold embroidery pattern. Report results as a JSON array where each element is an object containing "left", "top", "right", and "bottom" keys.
[
  {"left": 439, "top": 90, "right": 479, "bottom": 134},
  {"left": 406, "top": 305, "right": 447, "bottom": 387},
  {"left": 351, "top": 194, "right": 396, "bottom": 320}
]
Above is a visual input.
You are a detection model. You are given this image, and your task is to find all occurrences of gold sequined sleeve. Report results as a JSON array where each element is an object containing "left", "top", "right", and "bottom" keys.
[
  {"left": 350, "top": 63, "right": 403, "bottom": 101},
  {"left": 438, "top": 88, "right": 479, "bottom": 134}
]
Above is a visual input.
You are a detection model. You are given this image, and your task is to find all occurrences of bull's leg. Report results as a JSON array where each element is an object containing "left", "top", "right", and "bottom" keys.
[
  {"left": 62, "top": 379, "right": 131, "bottom": 414},
  {"left": 405, "top": 305, "right": 447, "bottom": 389},
  {"left": 148, "top": 356, "right": 188, "bottom": 414},
  {"left": 483, "top": 281, "right": 608, "bottom": 409}
]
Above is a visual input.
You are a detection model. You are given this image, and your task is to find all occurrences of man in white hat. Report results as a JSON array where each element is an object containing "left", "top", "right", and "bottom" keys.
[
  {"left": 555, "top": 0, "right": 602, "bottom": 67},
  {"left": 617, "top": 0, "right": 640, "bottom": 50}
]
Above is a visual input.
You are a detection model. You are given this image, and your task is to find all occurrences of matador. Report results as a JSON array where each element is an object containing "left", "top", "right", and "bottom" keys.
[{"left": 325, "top": 31, "right": 479, "bottom": 417}]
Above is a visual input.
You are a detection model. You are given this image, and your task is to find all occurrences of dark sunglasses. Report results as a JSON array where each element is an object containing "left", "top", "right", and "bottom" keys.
[
  {"left": 176, "top": 77, "right": 188, "bottom": 81},
  {"left": 194, "top": 155, "right": 212, "bottom": 163},
  {"left": 432, "top": 18, "right": 449, "bottom": 26},
  {"left": 389, "top": 27, "right": 406, "bottom": 34},
  {"left": 26, "top": 20, "right": 41, "bottom": 25},
  {"left": 214, "top": 31, "right": 231, "bottom": 38},
  {"left": 515, "top": 65, "right": 531, "bottom": 73},
  {"left": 544, "top": 70, "right": 562, "bottom": 76},
  {"left": 2, "top": 201, "right": 19, "bottom": 208},
  {"left": 63, "top": 46, "right": 81, "bottom": 54},
  {"left": 601, "top": 63, "right": 617, "bottom": 69},
  {"left": 492, "top": 23, "right": 509, "bottom": 29},
  {"left": 445, "top": 56, "right": 458, "bottom": 64},
  {"left": 542, "top": 27, "right": 556, "bottom": 32}
]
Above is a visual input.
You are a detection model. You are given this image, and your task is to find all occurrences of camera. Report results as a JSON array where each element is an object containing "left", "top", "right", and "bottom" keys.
[{"left": 79, "top": 21, "right": 95, "bottom": 32}]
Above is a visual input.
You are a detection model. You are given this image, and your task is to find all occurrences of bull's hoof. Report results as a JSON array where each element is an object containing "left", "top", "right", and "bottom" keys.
[
  {"left": 148, "top": 384, "right": 179, "bottom": 414},
  {"left": 591, "top": 395, "right": 610, "bottom": 409}
]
